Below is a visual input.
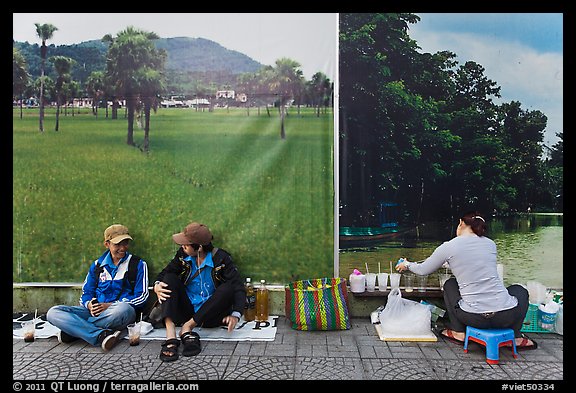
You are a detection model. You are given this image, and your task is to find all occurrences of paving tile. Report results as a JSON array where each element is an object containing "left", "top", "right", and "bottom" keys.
[
  {"left": 12, "top": 317, "right": 563, "bottom": 381},
  {"left": 296, "top": 356, "right": 364, "bottom": 380},
  {"left": 224, "top": 356, "right": 295, "bottom": 380}
]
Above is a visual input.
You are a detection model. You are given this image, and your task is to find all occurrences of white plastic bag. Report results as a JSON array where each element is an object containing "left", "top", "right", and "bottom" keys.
[
  {"left": 527, "top": 281, "right": 548, "bottom": 304},
  {"left": 554, "top": 304, "right": 563, "bottom": 335},
  {"left": 379, "top": 288, "right": 432, "bottom": 335},
  {"left": 139, "top": 320, "right": 154, "bottom": 336}
]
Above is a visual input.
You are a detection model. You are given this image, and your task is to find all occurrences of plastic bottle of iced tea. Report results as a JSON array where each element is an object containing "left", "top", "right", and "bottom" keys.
[
  {"left": 244, "top": 277, "right": 256, "bottom": 322},
  {"left": 255, "top": 279, "right": 269, "bottom": 322}
]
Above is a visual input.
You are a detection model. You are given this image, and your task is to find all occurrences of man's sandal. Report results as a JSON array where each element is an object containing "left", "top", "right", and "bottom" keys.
[
  {"left": 159, "top": 338, "right": 180, "bottom": 362},
  {"left": 180, "top": 331, "right": 202, "bottom": 357}
]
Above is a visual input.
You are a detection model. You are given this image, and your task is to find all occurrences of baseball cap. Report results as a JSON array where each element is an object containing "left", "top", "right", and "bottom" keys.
[
  {"left": 104, "top": 224, "right": 133, "bottom": 244},
  {"left": 172, "top": 222, "right": 213, "bottom": 245}
]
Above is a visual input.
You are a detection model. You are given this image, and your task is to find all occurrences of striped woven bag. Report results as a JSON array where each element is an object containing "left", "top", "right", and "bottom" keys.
[{"left": 285, "top": 277, "right": 351, "bottom": 330}]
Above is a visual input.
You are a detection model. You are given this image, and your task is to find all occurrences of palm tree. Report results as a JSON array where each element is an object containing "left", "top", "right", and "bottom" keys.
[
  {"left": 13, "top": 47, "right": 29, "bottom": 119},
  {"left": 135, "top": 67, "right": 165, "bottom": 152},
  {"left": 66, "top": 80, "right": 80, "bottom": 116},
  {"left": 309, "top": 72, "right": 332, "bottom": 117},
  {"left": 34, "top": 23, "right": 58, "bottom": 133},
  {"left": 85, "top": 71, "right": 105, "bottom": 117},
  {"left": 50, "top": 56, "right": 75, "bottom": 131},
  {"left": 268, "top": 58, "right": 304, "bottom": 139},
  {"left": 103, "top": 27, "right": 165, "bottom": 147},
  {"left": 257, "top": 66, "right": 276, "bottom": 117},
  {"left": 237, "top": 73, "right": 254, "bottom": 116}
]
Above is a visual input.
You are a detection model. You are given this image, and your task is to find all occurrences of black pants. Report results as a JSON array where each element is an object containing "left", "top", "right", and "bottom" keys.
[
  {"left": 160, "top": 272, "right": 235, "bottom": 328},
  {"left": 443, "top": 277, "right": 529, "bottom": 338}
]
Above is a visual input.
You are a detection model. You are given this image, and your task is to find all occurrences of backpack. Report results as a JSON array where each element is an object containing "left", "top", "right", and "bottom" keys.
[{"left": 93, "top": 254, "right": 141, "bottom": 299}]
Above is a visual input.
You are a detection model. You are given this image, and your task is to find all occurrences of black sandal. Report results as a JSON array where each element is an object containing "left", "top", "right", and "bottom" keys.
[
  {"left": 180, "top": 331, "right": 201, "bottom": 356},
  {"left": 159, "top": 338, "right": 180, "bottom": 362}
]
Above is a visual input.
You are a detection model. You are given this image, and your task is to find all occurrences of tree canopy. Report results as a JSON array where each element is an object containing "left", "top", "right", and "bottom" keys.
[{"left": 339, "top": 13, "right": 562, "bottom": 225}]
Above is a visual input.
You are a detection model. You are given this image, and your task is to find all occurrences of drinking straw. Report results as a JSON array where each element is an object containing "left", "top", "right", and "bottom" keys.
[
  {"left": 140, "top": 312, "right": 143, "bottom": 322},
  {"left": 34, "top": 309, "right": 37, "bottom": 322},
  {"left": 365, "top": 262, "right": 369, "bottom": 274},
  {"left": 378, "top": 262, "right": 381, "bottom": 274},
  {"left": 390, "top": 261, "right": 393, "bottom": 273}
]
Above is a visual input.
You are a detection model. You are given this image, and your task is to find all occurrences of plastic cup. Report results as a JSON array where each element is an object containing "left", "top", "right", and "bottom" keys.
[
  {"left": 377, "top": 273, "right": 389, "bottom": 292},
  {"left": 365, "top": 273, "right": 377, "bottom": 292},
  {"left": 403, "top": 272, "right": 414, "bottom": 292},
  {"left": 417, "top": 274, "right": 428, "bottom": 292},
  {"left": 349, "top": 274, "right": 366, "bottom": 293},
  {"left": 438, "top": 273, "right": 451, "bottom": 291},
  {"left": 389, "top": 273, "right": 401, "bottom": 290},
  {"left": 127, "top": 322, "right": 141, "bottom": 346},
  {"left": 22, "top": 320, "right": 35, "bottom": 342}
]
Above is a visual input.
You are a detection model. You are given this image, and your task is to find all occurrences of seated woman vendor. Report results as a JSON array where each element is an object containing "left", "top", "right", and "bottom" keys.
[{"left": 396, "top": 211, "right": 537, "bottom": 350}]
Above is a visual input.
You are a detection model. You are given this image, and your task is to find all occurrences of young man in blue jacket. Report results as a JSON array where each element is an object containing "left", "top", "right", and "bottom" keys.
[{"left": 47, "top": 224, "right": 149, "bottom": 351}]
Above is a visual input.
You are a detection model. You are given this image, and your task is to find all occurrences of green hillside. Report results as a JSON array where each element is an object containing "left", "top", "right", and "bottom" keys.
[{"left": 13, "top": 36, "right": 263, "bottom": 89}]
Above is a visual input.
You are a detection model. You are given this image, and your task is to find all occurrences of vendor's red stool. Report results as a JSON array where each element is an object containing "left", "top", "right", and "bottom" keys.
[{"left": 463, "top": 326, "right": 518, "bottom": 364}]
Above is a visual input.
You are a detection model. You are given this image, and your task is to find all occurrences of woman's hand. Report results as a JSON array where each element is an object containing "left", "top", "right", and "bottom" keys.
[
  {"left": 395, "top": 258, "right": 410, "bottom": 272},
  {"left": 154, "top": 281, "right": 172, "bottom": 303}
]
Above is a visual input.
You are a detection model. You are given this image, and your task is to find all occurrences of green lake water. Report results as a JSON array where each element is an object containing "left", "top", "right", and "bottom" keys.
[{"left": 338, "top": 213, "right": 563, "bottom": 289}]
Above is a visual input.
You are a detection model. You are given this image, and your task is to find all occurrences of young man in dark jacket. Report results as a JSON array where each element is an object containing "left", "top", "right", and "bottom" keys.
[{"left": 153, "top": 222, "right": 245, "bottom": 361}]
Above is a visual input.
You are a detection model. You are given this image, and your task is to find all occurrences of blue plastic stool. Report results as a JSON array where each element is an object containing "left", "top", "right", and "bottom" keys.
[{"left": 463, "top": 326, "right": 518, "bottom": 364}]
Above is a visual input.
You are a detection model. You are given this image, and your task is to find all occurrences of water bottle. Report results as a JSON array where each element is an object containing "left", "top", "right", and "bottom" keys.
[
  {"left": 255, "top": 279, "right": 269, "bottom": 322},
  {"left": 243, "top": 277, "right": 256, "bottom": 322}
]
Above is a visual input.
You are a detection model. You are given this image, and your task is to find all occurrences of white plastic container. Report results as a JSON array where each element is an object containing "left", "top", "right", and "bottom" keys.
[
  {"left": 538, "top": 301, "right": 560, "bottom": 331},
  {"left": 349, "top": 274, "right": 366, "bottom": 293}
]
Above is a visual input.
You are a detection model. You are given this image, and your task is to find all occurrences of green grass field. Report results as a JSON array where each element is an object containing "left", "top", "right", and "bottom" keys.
[{"left": 13, "top": 107, "right": 334, "bottom": 284}]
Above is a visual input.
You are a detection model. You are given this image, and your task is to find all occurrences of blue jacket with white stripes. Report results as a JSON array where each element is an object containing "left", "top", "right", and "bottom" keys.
[{"left": 80, "top": 250, "right": 149, "bottom": 310}]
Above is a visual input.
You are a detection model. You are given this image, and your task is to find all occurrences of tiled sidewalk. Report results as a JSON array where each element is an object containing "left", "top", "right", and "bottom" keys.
[{"left": 13, "top": 317, "right": 563, "bottom": 381}]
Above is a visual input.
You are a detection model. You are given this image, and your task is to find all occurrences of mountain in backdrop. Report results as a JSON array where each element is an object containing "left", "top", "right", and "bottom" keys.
[
  {"left": 14, "top": 36, "right": 264, "bottom": 91},
  {"left": 156, "top": 37, "right": 262, "bottom": 73}
]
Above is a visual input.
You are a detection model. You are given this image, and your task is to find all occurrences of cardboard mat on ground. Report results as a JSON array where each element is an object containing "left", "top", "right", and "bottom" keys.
[
  {"left": 370, "top": 308, "right": 437, "bottom": 342},
  {"left": 13, "top": 313, "right": 278, "bottom": 342}
]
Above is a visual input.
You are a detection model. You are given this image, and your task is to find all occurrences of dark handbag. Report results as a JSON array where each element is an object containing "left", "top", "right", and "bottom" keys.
[
  {"left": 144, "top": 265, "right": 208, "bottom": 327},
  {"left": 144, "top": 300, "right": 164, "bottom": 327}
]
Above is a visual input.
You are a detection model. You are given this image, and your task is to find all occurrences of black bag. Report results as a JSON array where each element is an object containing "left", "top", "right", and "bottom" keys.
[
  {"left": 143, "top": 263, "right": 209, "bottom": 327},
  {"left": 144, "top": 298, "right": 165, "bottom": 328}
]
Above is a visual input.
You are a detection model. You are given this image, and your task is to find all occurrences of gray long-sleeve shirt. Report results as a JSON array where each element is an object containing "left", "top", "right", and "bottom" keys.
[{"left": 407, "top": 234, "right": 518, "bottom": 313}]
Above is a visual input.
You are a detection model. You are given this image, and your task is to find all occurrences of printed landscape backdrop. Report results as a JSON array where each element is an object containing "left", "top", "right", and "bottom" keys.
[
  {"left": 13, "top": 13, "right": 563, "bottom": 286},
  {"left": 13, "top": 13, "right": 337, "bottom": 284}
]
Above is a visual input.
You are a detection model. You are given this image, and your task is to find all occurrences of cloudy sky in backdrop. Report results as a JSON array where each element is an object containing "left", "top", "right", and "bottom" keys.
[
  {"left": 409, "top": 13, "right": 563, "bottom": 147},
  {"left": 13, "top": 13, "right": 562, "bottom": 146}
]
